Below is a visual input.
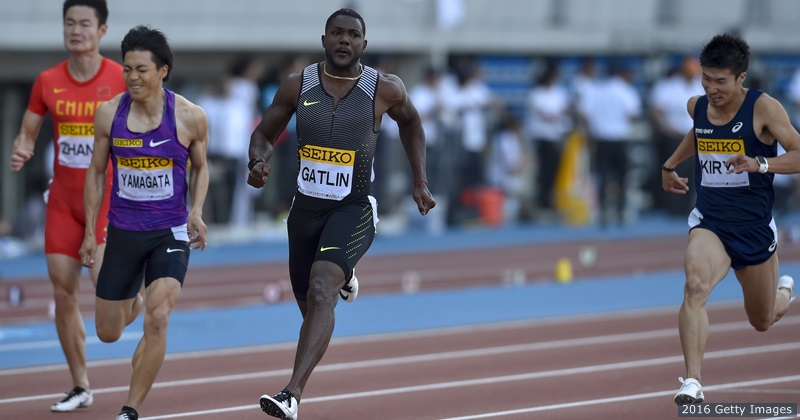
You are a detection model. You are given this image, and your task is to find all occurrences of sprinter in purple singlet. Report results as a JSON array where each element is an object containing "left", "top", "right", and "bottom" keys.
[{"left": 79, "top": 25, "right": 209, "bottom": 420}]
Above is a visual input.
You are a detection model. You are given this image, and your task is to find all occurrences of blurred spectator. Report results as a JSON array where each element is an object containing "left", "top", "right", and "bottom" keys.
[
  {"left": 199, "top": 56, "right": 263, "bottom": 227},
  {"left": 526, "top": 60, "right": 573, "bottom": 217},
  {"left": 788, "top": 66, "right": 800, "bottom": 129},
  {"left": 486, "top": 110, "right": 530, "bottom": 223},
  {"left": 409, "top": 66, "right": 446, "bottom": 194},
  {"left": 579, "top": 63, "right": 643, "bottom": 226},
  {"left": 448, "top": 60, "right": 493, "bottom": 225},
  {"left": 648, "top": 55, "right": 703, "bottom": 216},
  {"left": 571, "top": 57, "right": 599, "bottom": 131}
]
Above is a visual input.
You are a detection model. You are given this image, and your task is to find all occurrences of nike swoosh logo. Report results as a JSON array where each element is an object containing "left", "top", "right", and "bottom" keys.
[
  {"left": 150, "top": 139, "right": 172, "bottom": 147},
  {"left": 166, "top": 247, "right": 185, "bottom": 253},
  {"left": 320, "top": 246, "right": 340, "bottom": 252},
  {"left": 303, "top": 100, "right": 321, "bottom": 106},
  {"left": 53, "top": 88, "right": 67, "bottom": 93}
]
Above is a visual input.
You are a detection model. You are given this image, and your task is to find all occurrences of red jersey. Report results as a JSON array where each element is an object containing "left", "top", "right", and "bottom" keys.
[{"left": 28, "top": 57, "right": 126, "bottom": 190}]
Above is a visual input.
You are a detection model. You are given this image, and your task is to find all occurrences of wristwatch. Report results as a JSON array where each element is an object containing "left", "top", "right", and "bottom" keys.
[
  {"left": 248, "top": 157, "right": 265, "bottom": 171},
  {"left": 756, "top": 156, "right": 768, "bottom": 174}
]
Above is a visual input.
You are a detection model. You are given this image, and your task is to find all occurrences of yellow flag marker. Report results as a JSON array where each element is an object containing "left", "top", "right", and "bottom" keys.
[{"left": 555, "top": 257, "right": 573, "bottom": 284}]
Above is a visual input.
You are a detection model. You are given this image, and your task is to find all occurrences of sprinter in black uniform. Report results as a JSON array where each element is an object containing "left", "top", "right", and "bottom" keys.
[
  {"left": 662, "top": 33, "right": 798, "bottom": 405},
  {"left": 247, "top": 8, "right": 435, "bottom": 419}
]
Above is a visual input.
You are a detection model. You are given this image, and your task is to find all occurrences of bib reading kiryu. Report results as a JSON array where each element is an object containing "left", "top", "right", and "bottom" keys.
[{"left": 697, "top": 138, "right": 749, "bottom": 188}]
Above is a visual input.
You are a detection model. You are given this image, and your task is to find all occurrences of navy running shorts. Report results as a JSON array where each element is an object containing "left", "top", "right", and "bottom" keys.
[{"left": 688, "top": 208, "right": 777, "bottom": 270}]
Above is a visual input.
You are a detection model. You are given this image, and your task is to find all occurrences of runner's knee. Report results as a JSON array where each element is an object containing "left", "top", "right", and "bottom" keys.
[
  {"left": 143, "top": 306, "right": 170, "bottom": 337},
  {"left": 96, "top": 319, "right": 124, "bottom": 343},
  {"left": 748, "top": 316, "right": 771, "bottom": 332},
  {"left": 307, "top": 274, "right": 340, "bottom": 307},
  {"left": 684, "top": 274, "right": 712, "bottom": 302}
]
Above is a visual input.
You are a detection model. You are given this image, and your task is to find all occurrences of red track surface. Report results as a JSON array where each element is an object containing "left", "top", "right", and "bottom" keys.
[{"left": 1, "top": 234, "right": 799, "bottom": 419}]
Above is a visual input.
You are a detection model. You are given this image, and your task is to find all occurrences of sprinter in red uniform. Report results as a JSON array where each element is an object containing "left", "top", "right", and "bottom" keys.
[{"left": 9, "top": 0, "right": 134, "bottom": 413}]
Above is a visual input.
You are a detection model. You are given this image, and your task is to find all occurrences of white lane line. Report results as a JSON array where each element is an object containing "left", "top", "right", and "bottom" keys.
[
  {"left": 2, "top": 315, "right": 798, "bottom": 405},
  {"left": 0, "top": 300, "right": 756, "bottom": 375},
  {"left": 438, "top": 375, "right": 800, "bottom": 420},
  {"left": 136, "top": 369, "right": 800, "bottom": 419},
  {"left": 4, "top": 339, "right": 797, "bottom": 417},
  {"left": 0, "top": 331, "right": 142, "bottom": 351}
]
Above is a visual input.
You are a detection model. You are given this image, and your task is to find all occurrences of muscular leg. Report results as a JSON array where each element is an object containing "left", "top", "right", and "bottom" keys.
[
  {"left": 735, "top": 253, "right": 791, "bottom": 331},
  {"left": 125, "top": 277, "right": 182, "bottom": 409},
  {"left": 91, "top": 243, "right": 144, "bottom": 327},
  {"left": 47, "top": 253, "right": 90, "bottom": 390},
  {"left": 286, "top": 261, "right": 345, "bottom": 400},
  {"left": 679, "top": 229, "right": 731, "bottom": 381}
]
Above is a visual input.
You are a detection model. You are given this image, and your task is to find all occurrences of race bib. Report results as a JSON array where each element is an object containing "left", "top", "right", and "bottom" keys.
[
  {"left": 57, "top": 123, "right": 94, "bottom": 168},
  {"left": 117, "top": 156, "right": 175, "bottom": 201},
  {"left": 297, "top": 145, "right": 355, "bottom": 201},
  {"left": 697, "top": 138, "right": 749, "bottom": 188}
]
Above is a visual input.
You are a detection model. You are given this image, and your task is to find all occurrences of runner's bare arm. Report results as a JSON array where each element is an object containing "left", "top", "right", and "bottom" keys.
[
  {"left": 758, "top": 94, "right": 800, "bottom": 174},
  {"left": 183, "top": 99, "right": 209, "bottom": 250},
  {"left": 80, "top": 97, "right": 117, "bottom": 267},
  {"left": 381, "top": 73, "right": 436, "bottom": 215},
  {"left": 247, "top": 72, "right": 300, "bottom": 188},
  {"left": 661, "top": 96, "right": 700, "bottom": 194},
  {"left": 10, "top": 111, "right": 45, "bottom": 172}
]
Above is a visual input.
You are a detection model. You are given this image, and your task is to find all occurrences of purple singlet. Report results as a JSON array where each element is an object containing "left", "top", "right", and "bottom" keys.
[{"left": 107, "top": 89, "right": 189, "bottom": 231}]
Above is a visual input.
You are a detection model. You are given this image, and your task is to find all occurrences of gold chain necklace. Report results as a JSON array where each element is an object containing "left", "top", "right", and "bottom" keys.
[{"left": 323, "top": 62, "right": 363, "bottom": 81}]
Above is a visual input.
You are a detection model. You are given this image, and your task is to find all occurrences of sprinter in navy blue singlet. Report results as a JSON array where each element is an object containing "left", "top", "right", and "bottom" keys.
[
  {"left": 246, "top": 9, "right": 435, "bottom": 420},
  {"left": 661, "top": 34, "right": 798, "bottom": 406}
]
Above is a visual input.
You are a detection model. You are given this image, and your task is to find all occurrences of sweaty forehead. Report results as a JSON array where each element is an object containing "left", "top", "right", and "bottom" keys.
[
  {"left": 701, "top": 66, "right": 735, "bottom": 79},
  {"left": 328, "top": 15, "right": 362, "bottom": 33},
  {"left": 124, "top": 50, "right": 157, "bottom": 67}
]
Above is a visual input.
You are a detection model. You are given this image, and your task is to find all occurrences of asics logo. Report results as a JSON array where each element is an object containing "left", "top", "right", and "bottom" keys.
[
  {"left": 53, "top": 88, "right": 67, "bottom": 94},
  {"left": 769, "top": 241, "right": 777, "bottom": 252},
  {"left": 303, "top": 100, "right": 321, "bottom": 106},
  {"left": 150, "top": 139, "right": 171, "bottom": 147},
  {"left": 732, "top": 122, "right": 743, "bottom": 133},
  {"left": 320, "top": 246, "right": 340, "bottom": 252},
  {"left": 166, "top": 247, "right": 185, "bottom": 253}
]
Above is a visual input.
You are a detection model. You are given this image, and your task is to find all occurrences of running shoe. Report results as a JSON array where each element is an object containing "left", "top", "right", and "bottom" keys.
[
  {"left": 339, "top": 269, "right": 359, "bottom": 303},
  {"left": 674, "top": 377, "right": 704, "bottom": 404},
  {"left": 50, "top": 386, "right": 92, "bottom": 412},
  {"left": 778, "top": 275, "right": 795, "bottom": 303},
  {"left": 116, "top": 406, "right": 139, "bottom": 420},
  {"left": 260, "top": 389, "right": 298, "bottom": 420}
]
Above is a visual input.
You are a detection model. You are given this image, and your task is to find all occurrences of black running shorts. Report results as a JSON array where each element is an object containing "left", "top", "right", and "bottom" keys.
[
  {"left": 96, "top": 224, "right": 191, "bottom": 301},
  {"left": 286, "top": 195, "right": 377, "bottom": 301}
]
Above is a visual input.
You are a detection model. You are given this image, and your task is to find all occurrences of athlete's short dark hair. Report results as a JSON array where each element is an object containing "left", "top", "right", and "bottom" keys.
[
  {"left": 63, "top": 0, "right": 108, "bottom": 26},
  {"left": 700, "top": 33, "right": 749, "bottom": 77},
  {"left": 121, "top": 25, "right": 174, "bottom": 82},
  {"left": 326, "top": 8, "right": 366, "bottom": 35}
]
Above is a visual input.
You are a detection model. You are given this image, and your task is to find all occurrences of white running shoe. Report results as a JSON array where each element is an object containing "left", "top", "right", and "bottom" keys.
[
  {"left": 339, "top": 270, "right": 359, "bottom": 303},
  {"left": 778, "top": 275, "right": 795, "bottom": 303},
  {"left": 260, "top": 389, "right": 298, "bottom": 420},
  {"left": 674, "top": 377, "right": 704, "bottom": 405},
  {"left": 51, "top": 387, "right": 93, "bottom": 412}
]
